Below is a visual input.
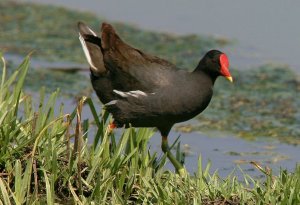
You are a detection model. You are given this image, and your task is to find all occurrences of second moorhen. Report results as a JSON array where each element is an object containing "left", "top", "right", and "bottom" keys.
[{"left": 78, "top": 22, "right": 233, "bottom": 175}]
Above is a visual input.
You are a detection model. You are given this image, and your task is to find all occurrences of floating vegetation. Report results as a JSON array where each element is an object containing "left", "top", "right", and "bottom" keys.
[
  {"left": 0, "top": 1, "right": 299, "bottom": 144},
  {"left": 197, "top": 64, "right": 300, "bottom": 143},
  {"left": 0, "top": 1, "right": 226, "bottom": 68},
  {"left": 0, "top": 1, "right": 228, "bottom": 97},
  {"left": 1, "top": 54, "right": 300, "bottom": 204},
  {"left": 3, "top": 57, "right": 90, "bottom": 97}
]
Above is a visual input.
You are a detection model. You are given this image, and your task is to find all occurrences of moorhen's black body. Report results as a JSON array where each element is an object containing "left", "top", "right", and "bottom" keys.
[{"left": 78, "top": 22, "right": 232, "bottom": 175}]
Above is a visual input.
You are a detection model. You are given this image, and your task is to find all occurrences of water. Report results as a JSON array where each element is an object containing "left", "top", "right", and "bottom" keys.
[
  {"left": 17, "top": 0, "right": 300, "bottom": 177},
  {"left": 23, "top": 0, "right": 300, "bottom": 72},
  {"left": 51, "top": 96, "right": 300, "bottom": 179}
]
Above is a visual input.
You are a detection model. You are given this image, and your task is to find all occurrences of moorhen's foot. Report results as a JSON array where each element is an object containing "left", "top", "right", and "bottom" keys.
[
  {"left": 78, "top": 22, "right": 233, "bottom": 174},
  {"left": 161, "top": 136, "right": 186, "bottom": 176}
]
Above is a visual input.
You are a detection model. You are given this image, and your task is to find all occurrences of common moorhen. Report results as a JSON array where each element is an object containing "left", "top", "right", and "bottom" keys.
[{"left": 78, "top": 22, "right": 233, "bottom": 175}]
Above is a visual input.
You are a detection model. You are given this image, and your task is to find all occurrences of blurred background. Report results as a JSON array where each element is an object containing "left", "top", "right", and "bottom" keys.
[
  {"left": 1, "top": 0, "right": 299, "bottom": 178},
  {"left": 22, "top": 0, "right": 300, "bottom": 71}
]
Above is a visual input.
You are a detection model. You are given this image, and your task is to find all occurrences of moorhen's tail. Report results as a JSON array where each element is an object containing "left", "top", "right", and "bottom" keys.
[
  {"left": 100, "top": 23, "right": 122, "bottom": 50},
  {"left": 78, "top": 21, "right": 106, "bottom": 76}
]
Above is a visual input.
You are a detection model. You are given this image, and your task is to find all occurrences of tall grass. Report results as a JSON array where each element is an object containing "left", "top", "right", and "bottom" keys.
[{"left": 0, "top": 55, "right": 299, "bottom": 204}]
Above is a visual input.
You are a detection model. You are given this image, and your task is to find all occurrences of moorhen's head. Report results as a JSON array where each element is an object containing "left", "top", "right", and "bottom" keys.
[{"left": 197, "top": 50, "right": 233, "bottom": 82}]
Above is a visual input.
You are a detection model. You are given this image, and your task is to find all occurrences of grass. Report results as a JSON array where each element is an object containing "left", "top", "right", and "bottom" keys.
[
  {"left": 1, "top": 1, "right": 299, "bottom": 144},
  {"left": 0, "top": 2, "right": 299, "bottom": 202},
  {"left": 1, "top": 52, "right": 300, "bottom": 204}
]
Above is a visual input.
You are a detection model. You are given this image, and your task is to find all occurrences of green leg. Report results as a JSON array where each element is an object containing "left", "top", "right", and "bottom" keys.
[{"left": 161, "top": 136, "right": 186, "bottom": 176}]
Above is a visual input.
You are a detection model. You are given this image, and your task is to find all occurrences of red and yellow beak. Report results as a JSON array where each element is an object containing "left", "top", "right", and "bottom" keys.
[
  {"left": 220, "top": 53, "right": 233, "bottom": 83},
  {"left": 225, "top": 76, "right": 233, "bottom": 83}
]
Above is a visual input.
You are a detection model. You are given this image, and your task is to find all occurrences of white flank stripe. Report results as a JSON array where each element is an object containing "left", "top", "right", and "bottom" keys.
[
  {"left": 113, "top": 90, "right": 149, "bottom": 98},
  {"left": 128, "top": 90, "right": 147, "bottom": 97},
  {"left": 113, "top": 90, "right": 129, "bottom": 97},
  {"left": 105, "top": 100, "right": 118, "bottom": 106}
]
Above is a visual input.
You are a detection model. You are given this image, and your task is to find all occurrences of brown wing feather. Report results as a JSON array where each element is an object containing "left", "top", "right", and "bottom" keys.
[{"left": 100, "top": 23, "right": 178, "bottom": 89}]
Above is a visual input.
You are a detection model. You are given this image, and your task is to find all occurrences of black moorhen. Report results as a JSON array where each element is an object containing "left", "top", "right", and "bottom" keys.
[{"left": 78, "top": 22, "right": 233, "bottom": 176}]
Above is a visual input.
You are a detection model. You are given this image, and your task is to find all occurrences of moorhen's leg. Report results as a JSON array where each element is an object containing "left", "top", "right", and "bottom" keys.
[
  {"left": 161, "top": 135, "right": 186, "bottom": 176},
  {"left": 108, "top": 121, "right": 117, "bottom": 133}
]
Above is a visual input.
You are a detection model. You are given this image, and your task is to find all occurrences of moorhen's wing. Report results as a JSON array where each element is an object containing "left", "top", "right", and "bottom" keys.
[
  {"left": 79, "top": 22, "right": 178, "bottom": 92},
  {"left": 100, "top": 23, "right": 178, "bottom": 91},
  {"left": 105, "top": 71, "right": 214, "bottom": 128}
]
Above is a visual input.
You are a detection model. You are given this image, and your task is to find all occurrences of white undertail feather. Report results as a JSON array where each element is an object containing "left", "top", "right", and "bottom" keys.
[
  {"left": 86, "top": 26, "right": 97, "bottom": 36},
  {"left": 79, "top": 32, "right": 98, "bottom": 73}
]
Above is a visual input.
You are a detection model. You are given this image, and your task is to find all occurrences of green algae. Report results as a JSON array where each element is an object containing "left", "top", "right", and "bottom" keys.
[
  {"left": 0, "top": 1, "right": 99, "bottom": 62},
  {"left": 0, "top": 1, "right": 226, "bottom": 96},
  {"left": 1, "top": 1, "right": 299, "bottom": 143},
  {"left": 196, "top": 64, "right": 300, "bottom": 143},
  {"left": 175, "top": 64, "right": 300, "bottom": 143},
  {"left": 0, "top": 1, "right": 226, "bottom": 68}
]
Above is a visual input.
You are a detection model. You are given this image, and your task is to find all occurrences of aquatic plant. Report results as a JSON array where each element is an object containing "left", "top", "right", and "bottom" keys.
[{"left": 0, "top": 52, "right": 299, "bottom": 205}]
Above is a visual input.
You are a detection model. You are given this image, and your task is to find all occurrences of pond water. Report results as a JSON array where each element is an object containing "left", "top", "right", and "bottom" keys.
[
  {"left": 23, "top": 0, "right": 300, "bottom": 73},
  {"left": 39, "top": 91, "right": 300, "bottom": 179},
  {"left": 15, "top": 0, "right": 300, "bottom": 177}
]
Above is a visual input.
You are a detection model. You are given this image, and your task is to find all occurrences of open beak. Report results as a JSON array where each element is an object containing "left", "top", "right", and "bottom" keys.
[{"left": 225, "top": 76, "right": 233, "bottom": 83}]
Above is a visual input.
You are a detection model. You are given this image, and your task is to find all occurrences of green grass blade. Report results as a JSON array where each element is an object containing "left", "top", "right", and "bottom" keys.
[
  {"left": 0, "top": 178, "right": 11, "bottom": 205},
  {"left": 14, "top": 160, "right": 22, "bottom": 203},
  {"left": 0, "top": 55, "right": 6, "bottom": 103},
  {"left": 43, "top": 170, "right": 54, "bottom": 205}
]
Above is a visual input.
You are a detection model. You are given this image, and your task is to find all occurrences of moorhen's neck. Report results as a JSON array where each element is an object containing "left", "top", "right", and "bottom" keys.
[{"left": 193, "top": 62, "right": 218, "bottom": 84}]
